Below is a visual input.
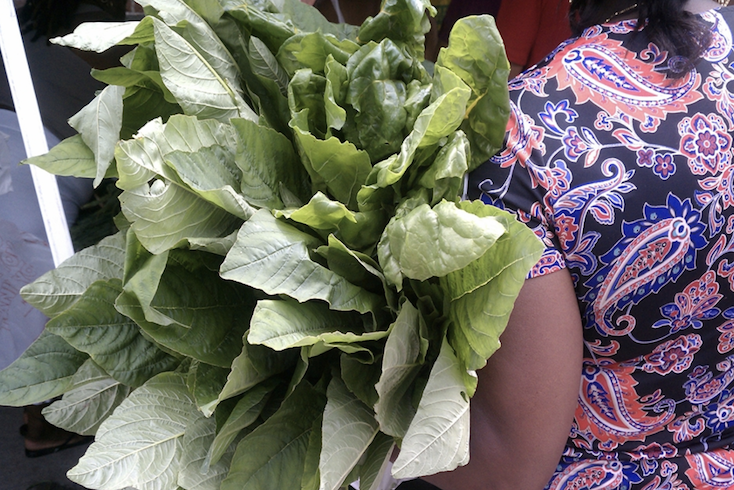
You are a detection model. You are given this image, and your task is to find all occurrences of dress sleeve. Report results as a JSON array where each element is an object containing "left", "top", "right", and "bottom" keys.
[{"left": 466, "top": 99, "right": 567, "bottom": 278}]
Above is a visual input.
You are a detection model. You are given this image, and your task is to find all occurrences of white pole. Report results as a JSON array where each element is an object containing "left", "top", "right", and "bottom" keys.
[{"left": 0, "top": 0, "right": 74, "bottom": 266}]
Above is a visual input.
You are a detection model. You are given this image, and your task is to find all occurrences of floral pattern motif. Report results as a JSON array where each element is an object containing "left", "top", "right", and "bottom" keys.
[{"left": 468, "top": 8, "right": 734, "bottom": 489}]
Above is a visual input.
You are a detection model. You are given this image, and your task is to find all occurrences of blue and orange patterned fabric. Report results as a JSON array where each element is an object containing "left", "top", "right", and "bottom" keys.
[{"left": 468, "top": 7, "right": 734, "bottom": 489}]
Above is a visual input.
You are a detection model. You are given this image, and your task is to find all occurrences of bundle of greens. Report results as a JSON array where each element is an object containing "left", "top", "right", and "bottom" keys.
[{"left": 0, "top": 0, "right": 542, "bottom": 488}]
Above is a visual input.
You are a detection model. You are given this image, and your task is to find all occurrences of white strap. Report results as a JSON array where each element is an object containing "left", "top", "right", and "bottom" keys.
[
  {"left": 330, "top": 0, "right": 346, "bottom": 23},
  {"left": 0, "top": 0, "right": 74, "bottom": 266}
]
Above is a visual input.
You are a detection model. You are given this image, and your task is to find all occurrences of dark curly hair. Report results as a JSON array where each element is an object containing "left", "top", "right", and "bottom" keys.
[{"left": 569, "top": 0, "right": 716, "bottom": 77}]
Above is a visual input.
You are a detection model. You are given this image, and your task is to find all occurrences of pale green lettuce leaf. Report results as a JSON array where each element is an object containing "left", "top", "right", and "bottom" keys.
[
  {"left": 418, "top": 130, "right": 469, "bottom": 206},
  {"left": 391, "top": 339, "right": 469, "bottom": 479},
  {"left": 436, "top": 15, "right": 510, "bottom": 170},
  {"left": 249, "top": 36, "right": 289, "bottom": 96},
  {"left": 115, "top": 115, "right": 236, "bottom": 191},
  {"left": 274, "top": 192, "right": 356, "bottom": 231},
  {"left": 119, "top": 178, "right": 241, "bottom": 255},
  {"left": 220, "top": 382, "right": 326, "bottom": 490},
  {"left": 374, "top": 301, "right": 426, "bottom": 438},
  {"left": 20, "top": 231, "right": 127, "bottom": 317},
  {"left": 364, "top": 83, "right": 471, "bottom": 190},
  {"left": 324, "top": 56, "right": 348, "bottom": 132},
  {"left": 68, "top": 84, "right": 125, "bottom": 187},
  {"left": 272, "top": 0, "right": 358, "bottom": 39},
  {"left": 442, "top": 201, "right": 543, "bottom": 393},
  {"left": 277, "top": 31, "right": 358, "bottom": 76},
  {"left": 152, "top": 18, "right": 255, "bottom": 123},
  {"left": 218, "top": 334, "right": 296, "bottom": 402},
  {"left": 319, "top": 376, "right": 379, "bottom": 490},
  {"left": 290, "top": 127, "right": 372, "bottom": 210},
  {"left": 377, "top": 200, "right": 505, "bottom": 287},
  {"left": 51, "top": 21, "right": 140, "bottom": 52},
  {"left": 178, "top": 409, "right": 237, "bottom": 490},
  {"left": 344, "top": 40, "right": 411, "bottom": 162},
  {"left": 358, "top": 432, "right": 395, "bottom": 490},
  {"left": 164, "top": 145, "right": 257, "bottom": 220},
  {"left": 357, "top": 0, "right": 436, "bottom": 59},
  {"left": 204, "top": 379, "right": 275, "bottom": 470},
  {"left": 187, "top": 361, "right": 230, "bottom": 417},
  {"left": 46, "top": 279, "right": 180, "bottom": 387},
  {"left": 117, "top": 250, "right": 254, "bottom": 367},
  {"left": 0, "top": 330, "right": 88, "bottom": 406},
  {"left": 248, "top": 299, "right": 387, "bottom": 351},
  {"left": 22, "top": 134, "right": 110, "bottom": 179},
  {"left": 220, "top": 210, "right": 385, "bottom": 315},
  {"left": 68, "top": 372, "right": 195, "bottom": 490},
  {"left": 42, "top": 360, "right": 131, "bottom": 436},
  {"left": 231, "top": 118, "right": 308, "bottom": 209}
]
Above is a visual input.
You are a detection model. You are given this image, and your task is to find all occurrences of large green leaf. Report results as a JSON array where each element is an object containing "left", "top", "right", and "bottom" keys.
[
  {"left": 204, "top": 379, "right": 276, "bottom": 469},
  {"left": 187, "top": 361, "right": 231, "bottom": 416},
  {"left": 178, "top": 409, "right": 237, "bottom": 490},
  {"left": 319, "top": 376, "right": 379, "bottom": 490},
  {"left": 147, "top": 0, "right": 249, "bottom": 115},
  {"left": 68, "top": 372, "right": 195, "bottom": 490},
  {"left": 118, "top": 251, "right": 254, "bottom": 367},
  {"left": 0, "top": 330, "right": 87, "bottom": 406},
  {"left": 22, "top": 134, "right": 106, "bottom": 179},
  {"left": 51, "top": 21, "right": 140, "bottom": 52},
  {"left": 275, "top": 192, "right": 356, "bottom": 232},
  {"left": 436, "top": 15, "right": 510, "bottom": 169},
  {"left": 289, "top": 127, "right": 372, "bottom": 210},
  {"left": 323, "top": 56, "right": 348, "bottom": 132},
  {"left": 391, "top": 339, "right": 469, "bottom": 479},
  {"left": 357, "top": 0, "right": 435, "bottom": 59},
  {"left": 218, "top": 335, "right": 296, "bottom": 402},
  {"left": 249, "top": 36, "right": 289, "bottom": 96},
  {"left": 363, "top": 83, "right": 471, "bottom": 191},
  {"left": 418, "top": 130, "right": 469, "bottom": 205},
  {"left": 222, "top": 2, "right": 295, "bottom": 56},
  {"left": 220, "top": 382, "right": 327, "bottom": 490},
  {"left": 220, "top": 210, "right": 385, "bottom": 315},
  {"left": 374, "top": 301, "right": 426, "bottom": 438},
  {"left": 231, "top": 118, "right": 308, "bottom": 209},
  {"left": 301, "top": 414, "right": 323, "bottom": 490},
  {"left": 344, "top": 40, "right": 413, "bottom": 162},
  {"left": 358, "top": 432, "right": 395, "bottom": 490},
  {"left": 42, "top": 360, "right": 131, "bottom": 436},
  {"left": 277, "top": 31, "right": 358, "bottom": 77},
  {"left": 377, "top": 200, "right": 505, "bottom": 287},
  {"left": 20, "top": 232, "right": 127, "bottom": 317},
  {"left": 248, "top": 299, "right": 387, "bottom": 351},
  {"left": 68, "top": 84, "right": 124, "bottom": 187},
  {"left": 272, "top": 0, "right": 358, "bottom": 40},
  {"left": 164, "top": 145, "right": 257, "bottom": 220},
  {"left": 442, "top": 201, "right": 543, "bottom": 391},
  {"left": 119, "top": 178, "right": 242, "bottom": 254},
  {"left": 115, "top": 114, "right": 236, "bottom": 191},
  {"left": 152, "top": 18, "right": 255, "bottom": 123},
  {"left": 46, "top": 279, "right": 180, "bottom": 387}
]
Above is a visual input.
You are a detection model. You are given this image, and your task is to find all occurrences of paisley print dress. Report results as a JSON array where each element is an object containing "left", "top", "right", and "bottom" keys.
[{"left": 467, "top": 7, "right": 734, "bottom": 489}]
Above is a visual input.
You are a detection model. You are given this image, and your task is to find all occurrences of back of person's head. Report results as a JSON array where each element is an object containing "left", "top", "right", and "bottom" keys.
[{"left": 568, "top": 0, "right": 718, "bottom": 77}]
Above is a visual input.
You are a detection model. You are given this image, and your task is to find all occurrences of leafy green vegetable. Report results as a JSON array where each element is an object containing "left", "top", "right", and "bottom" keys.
[{"left": 3, "top": 1, "right": 543, "bottom": 488}]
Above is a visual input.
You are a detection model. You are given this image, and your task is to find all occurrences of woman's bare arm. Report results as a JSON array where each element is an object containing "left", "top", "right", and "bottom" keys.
[{"left": 424, "top": 267, "right": 583, "bottom": 490}]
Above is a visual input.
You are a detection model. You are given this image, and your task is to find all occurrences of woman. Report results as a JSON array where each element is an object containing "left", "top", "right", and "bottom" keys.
[{"left": 424, "top": 0, "right": 734, "bottom": 488}]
